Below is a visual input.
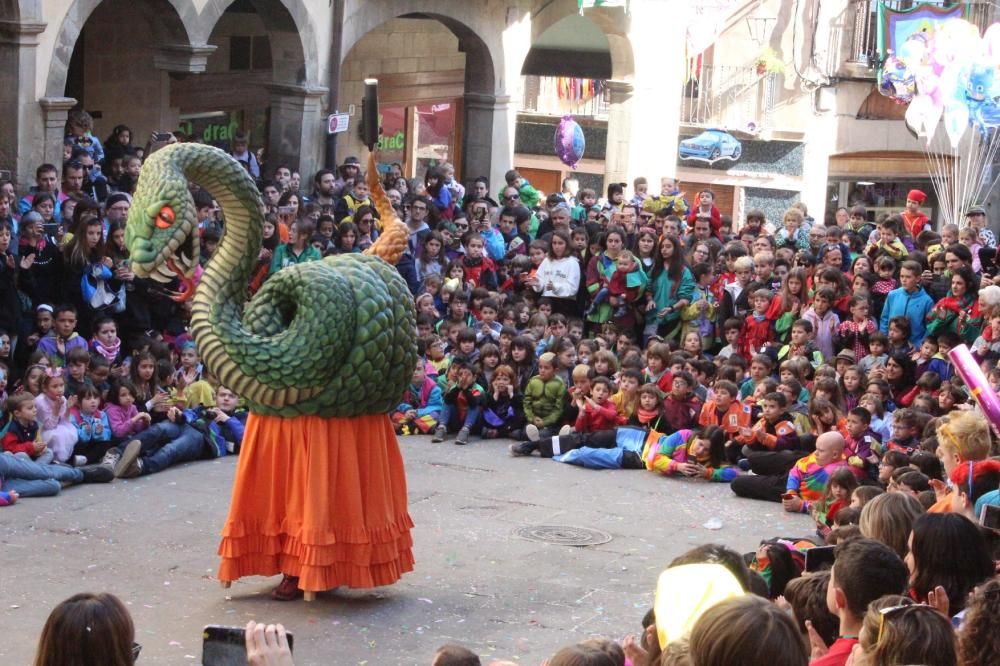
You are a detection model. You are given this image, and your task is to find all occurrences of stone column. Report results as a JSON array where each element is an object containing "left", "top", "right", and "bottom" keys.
[
  {"left": 603, "top": 80, "right": 634, "bottom": 191},
  {"left": 266, "top": 83, "right": 328, "bottom": 178},
  {"left": 462, "top": 92, "right": 497, "bottom": 186},
  {"left": 39, "top": 97, "right": 77, "bottom": 170},
  {"left": 0, "top": 18, "right": 46, "bottom": 186}
]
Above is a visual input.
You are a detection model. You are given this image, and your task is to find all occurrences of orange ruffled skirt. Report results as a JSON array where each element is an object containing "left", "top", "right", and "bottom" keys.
[{"left": 217, "top": 413, "right": 414, "bottom": 593}]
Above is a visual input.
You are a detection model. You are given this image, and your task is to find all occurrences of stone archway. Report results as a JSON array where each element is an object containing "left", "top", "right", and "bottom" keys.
[
  {"left": 196, "top": 0, "right": 327, "bottom": 176},
  {"left": 341, "top": 2, "right": 504, "bottom": 188}
]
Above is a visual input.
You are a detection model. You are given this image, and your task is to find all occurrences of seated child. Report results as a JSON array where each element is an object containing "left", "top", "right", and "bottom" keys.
[
  {"left": 89, "top": 316, "right": 126, "bottom": 370},
  {"left": 844, "top": 406, "right": 880, "bottom": 482},
  {"left": 738, "top": 289, "right": 775, "bottom": 361},
  {"left": 508, "top": 352, "right": 566, "bottom": 455},
  {"left": 641, "top": 426, "right": 739, "bottom": 482},
  {"left": 573, "top": 376, "right": 619, "bottom": 433},
  {"left": 35, "top": 370, "right": 79, "bottom": 464},
  {"left": 63, "top": 347, "right": 94, "bottom": 398},
  {"left": 777, "top": 319, "right": 823, "bottom": 367},
  {"left": 611, "top": 368, "right": 642, "bottom": 424},
  {"left": 735, "top": 391, "right": 801, "bottom": 456},
  {"left": 393, "top": 364, "right": 444, "bottom": 436},
  {"left": 69, "top": 385, "right": 115, "bottom": 464},
  {"left": 432, "top": 356, "right": 485, "bottom": 446},
  {"left": 36, "top": 305, "right": 88, "bottom": 368},
  {"left": 104, "top": 379, "right": 151, "bottom": 445},
  {"left": 885, "top": 408, "right": 920, "bottom": 456},
  {"left": 180, "top": 385, "right": 248, "bottom": 458},
  {"left": 814, "top": 467, "right": 859, "bottom": 533},
  {"left": 662, "top": 371, "right": 701, "bottom": 432},
  {"left": 699, "top": 379, "right": 751, "bottom": 460},
  {"left": 858, "top": 332, "right": 889, "bottom": 375},
  {"left": 2, "top": 392, "right": 50, "bottom": 463},
  {"left": 481, "top": 365, "right": 523, "bottom": 439},
  {"left": 717, "top": 318, "right": 742, "bottom": 362},
  {"left": 631, "top": 383, "right": 666, "bottom": 431}
]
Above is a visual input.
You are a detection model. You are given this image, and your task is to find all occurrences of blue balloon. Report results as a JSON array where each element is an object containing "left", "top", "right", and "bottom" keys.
[{"left": 554, "top": 115, "right": 585, "bottom": 169}]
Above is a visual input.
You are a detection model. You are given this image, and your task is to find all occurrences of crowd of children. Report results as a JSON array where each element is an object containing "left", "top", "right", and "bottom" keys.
[{"left": 8, "top": 133, "right": 1000, "bottom": 663}]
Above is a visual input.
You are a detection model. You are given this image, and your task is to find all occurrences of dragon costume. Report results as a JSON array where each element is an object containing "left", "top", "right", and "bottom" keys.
[{"left": 125, "top": 144, "right": 416, "bottom": 597}]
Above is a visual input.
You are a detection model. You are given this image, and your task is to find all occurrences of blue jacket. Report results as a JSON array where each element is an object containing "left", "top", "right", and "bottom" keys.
[
  {"left": 879, "top": 286, "right": 934, "bottom": 346},
  {"left": 182, "top": 406, "right": 248, "bottom": 457}
]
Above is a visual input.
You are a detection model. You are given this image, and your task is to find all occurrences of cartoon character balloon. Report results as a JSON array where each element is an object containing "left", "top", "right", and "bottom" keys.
[
  {"left": 554, "top": 115, "right": 585, "bottom": 169},
  {"left": 879, "top": 55, "right": 917, "bottom": 103}
]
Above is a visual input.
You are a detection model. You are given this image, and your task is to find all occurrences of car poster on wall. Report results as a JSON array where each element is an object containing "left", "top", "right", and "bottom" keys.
[{"left": 678, "top": 129, "right": 743, "bottom": 164}]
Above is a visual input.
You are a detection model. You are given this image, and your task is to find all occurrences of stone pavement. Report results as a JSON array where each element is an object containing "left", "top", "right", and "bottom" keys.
[{"left": 0, "top": 436, "right": 813, "bottom": 665}]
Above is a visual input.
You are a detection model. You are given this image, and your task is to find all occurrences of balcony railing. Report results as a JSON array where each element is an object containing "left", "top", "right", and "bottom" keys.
[
  {"left": 519, "top": 75, "right": 609, "bottom": 119},
  {"left": 848, "top": 0, "right": 995, "bottom": 68},
  {"left": 679, "top": 64, "right": 777, "bottom": 132}
]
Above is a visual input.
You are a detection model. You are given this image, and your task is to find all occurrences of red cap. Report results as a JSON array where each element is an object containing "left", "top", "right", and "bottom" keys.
[{"left": 907, "top": 189, "right": 926, "bottom": 204}]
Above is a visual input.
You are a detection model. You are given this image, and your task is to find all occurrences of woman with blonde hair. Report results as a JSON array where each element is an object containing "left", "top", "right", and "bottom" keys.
[{"left": 858, "top": 491, "right": 923, "bottom": 558}]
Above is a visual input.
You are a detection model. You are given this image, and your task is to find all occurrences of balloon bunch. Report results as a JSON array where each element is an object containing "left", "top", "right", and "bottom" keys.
[{"left": 899, "top": 21, "right": 1000, "bottom": 148}]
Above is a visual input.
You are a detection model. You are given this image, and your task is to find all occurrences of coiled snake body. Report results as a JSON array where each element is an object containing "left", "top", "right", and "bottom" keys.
[{"left": 124, "top": 144, "right": 416, "bottom": 417}]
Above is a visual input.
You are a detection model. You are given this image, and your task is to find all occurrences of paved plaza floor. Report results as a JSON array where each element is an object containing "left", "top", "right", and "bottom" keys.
[{"left": 0, "top": 435, "right": 812, "bottom": 665}]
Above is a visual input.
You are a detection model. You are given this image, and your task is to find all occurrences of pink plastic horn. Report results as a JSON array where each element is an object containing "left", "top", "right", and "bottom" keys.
[{"left": 947, "top": 344, "right": 1000, "bottom": 431}]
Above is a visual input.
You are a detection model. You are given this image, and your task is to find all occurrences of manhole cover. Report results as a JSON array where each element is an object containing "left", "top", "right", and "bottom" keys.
[{"left": 513, "top": 525, "right": 613, "bottom": 547}]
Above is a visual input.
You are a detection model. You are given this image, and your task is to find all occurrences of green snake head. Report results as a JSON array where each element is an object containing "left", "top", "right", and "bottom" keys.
[
  {"left": 123, "top": 142, "right": 417, "bottom": 417},
  {"left": 124, "top": 145, "right": 200, "bottom": 300}
]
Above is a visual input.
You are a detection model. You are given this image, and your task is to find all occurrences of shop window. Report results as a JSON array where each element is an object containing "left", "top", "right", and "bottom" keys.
[
  {"left": 229, "top": 35, "right": 272, "bottom": 72},
  {"left": 414, "top": 103, "right": 456, "bottom": 177}
]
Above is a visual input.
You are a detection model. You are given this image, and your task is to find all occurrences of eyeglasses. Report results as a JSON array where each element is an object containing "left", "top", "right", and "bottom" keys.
[
  {"left": 455, "top": 223, "right": 469, "bottom": 230},
  {"left": 132, "top": 642, "right": 142, "bottom": 661},
  {"left": 81, "top": 164, "right": 93, "bottom": 170},
  {"left": 411, "top": 205, "right": 427, "bottom": 211}
]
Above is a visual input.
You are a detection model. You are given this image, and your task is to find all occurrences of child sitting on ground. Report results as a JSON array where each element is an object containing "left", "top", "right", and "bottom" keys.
[
  {"left": 433, "top": 356, "right": 485, "bottom": 446},
  {"left": 69, "top": 385, "right": 114, "bottom": 464},
  {"left": 736, "top": 391, "right": 801, "bottom": 456},
  {"left": 611, "top": 368, "right": 642, "bottom": 424},
  {"left": 662, "top": 371, "right": 701, "bottom": 432},
  {"left": 814, "top": 467, "right": 860, "bottom": 534},
  {"left": 885, "top": 408, "right": 920, "bottom": 456},
  {"left": 572, "top": 376, "right": 618, "bottom": 434},
  {"left": 104, "top": 379, "right": 151, "bottom": 443},
  {"left": 631, "top": 383, "right": 666, "bottom": 431},
  {"left": 699, "top": 379, "right": 751, "bottom": 461},
  {"left": 392, "top": 364, "right": 444, "bottom": 436},
  {"left": 63, "top": 348, "right": 93, "bottom": 398},
  {"left": 859, "top": 332, "right": 889, "bottom": 375},
  {"left": 777, "top": 319, "right": 823, "bottom": 367},
  {"left": 509, "top": 352, "right": 566, "bottom": 456},
  {"left": 35, "top": 369, "right": 79, "bottom": 465},
  {"left": 2, "top": 392, "right": 49, "bottom": 463},
  {"left": 481, "top": 365, "right": 523, "bottom": 440}
]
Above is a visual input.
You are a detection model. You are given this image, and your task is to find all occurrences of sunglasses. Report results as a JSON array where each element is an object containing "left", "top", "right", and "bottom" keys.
[
  {"left": 877, "top": 603, "right": 920, "bottom": 642},
  {"left": 132, "top": 642, "right": 142, "bottom": 661},
  {"left": 504, "top": 193, "right": 520, "bottom": 200}
]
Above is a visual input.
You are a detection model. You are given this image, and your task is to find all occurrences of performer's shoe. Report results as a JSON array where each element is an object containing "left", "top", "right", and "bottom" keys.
[
  {"left": 431, "top": 425, "right": 447, "bottom": 442},
  {"left": 271, "top": 575, "right": 303, "bottom": 601},
  {"left": 455, "top": 427, "right": 470, "bottom": 445},
  {"left": 525, "top": 424, "right": 540, "bottom": 442},
  {"left": 558, "top": 425, "right": 573, "bottom": 437}
]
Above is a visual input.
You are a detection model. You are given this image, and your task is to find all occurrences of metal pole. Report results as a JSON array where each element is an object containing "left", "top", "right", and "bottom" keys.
[{"left": 324, "top": 0, "right": 345, "bottom": 169}]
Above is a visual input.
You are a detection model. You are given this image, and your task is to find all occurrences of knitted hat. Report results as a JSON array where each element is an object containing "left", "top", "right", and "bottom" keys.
[
  {"left": 105, "top": 192, "right": 132, "bottom": 210},
  {"left": 907, "top": 189, "right": 926, "bottom": 204}
]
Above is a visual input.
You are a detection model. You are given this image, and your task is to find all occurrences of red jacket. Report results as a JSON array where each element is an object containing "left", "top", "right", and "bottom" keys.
[
  {"left": 2, "top": 419, "right": 38, "bottom": 456},
  {"left": 574, "top": 400, "right": 619, "bottom": 433},
  {"left": 663, "top": 394, "right": 702, "bottom": 432},
  {"left": 686, "top": 205, "right": 722, "bottom": 239},
  {"left": 738, "top": 314, "right": 773, "bottom": 361}
]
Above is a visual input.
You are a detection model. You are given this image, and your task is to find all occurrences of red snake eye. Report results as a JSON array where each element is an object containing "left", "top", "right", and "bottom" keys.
[{"left": 156, "top": 206, "right": 175, "bottom": 229}]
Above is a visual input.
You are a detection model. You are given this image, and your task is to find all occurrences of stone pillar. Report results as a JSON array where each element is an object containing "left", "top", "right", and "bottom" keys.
[
  {"left": 462, "top": 92, "right": 497, "bottom": 185},
  {"left": 603, "top": 80, "right": 634, "bottom": 191},
  {"left": 39, "top": 97, "right": 77, "bottom": 170},
  {"left": 0, "top": 18, "right": 46, "bottom": 186},
  {"left": 266, "top": 83, "right": 328, "bottom": 178}
]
